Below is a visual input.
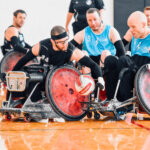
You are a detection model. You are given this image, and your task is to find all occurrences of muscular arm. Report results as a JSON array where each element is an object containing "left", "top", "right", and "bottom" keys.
[
  {"left": 109, "top": 27, "right": 125, "bottom": 57},
  {"left": 73, "top": 30, "right": 85, "bottom": 45},
  {"left": 70, "top": 48, "right": 102, "bottom": 78},
  {"left": 5, "top": 27, "right": 27, "bottom": 53},
  {"left": 65, "top": 12, "right": 74, "bottom": 33},
  {"left": 13, "top": 43, "right": 40, "bottom": 71},
  {"left": 123, "top": 29, "right": 133, "bottom": 45},
  {"left": 109, "top": 27, "right": 121, "bottom": 44}
]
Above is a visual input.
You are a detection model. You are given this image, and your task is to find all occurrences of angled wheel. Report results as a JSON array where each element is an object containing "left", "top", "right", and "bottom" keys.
[
  {"left": 24, "top": 114, "right": 31, "bottom": 122},
  {"left": 5, "top": 113, "right": 11, "bottom": 121},
  {"left": 135, "top": 64, "right": 150, "bottom": 115},
  {"left": 45, "top": 65, "right": 89, "bottom": 121},
  {"left": 94, "top": 111, "right": 100, "bottom": 120},
  {"left": 87, "top": 112, "right": 92, "bottom": 118},
  {"left": 0, "top": 51, "right": 37, "bottom": 84}
]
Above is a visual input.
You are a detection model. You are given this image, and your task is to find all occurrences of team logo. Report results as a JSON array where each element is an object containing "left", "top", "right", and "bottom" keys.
[
  {"left": 75, "top": 0, "right": 78, "bottom": 4},
  {"left": 87, "top": 36, "right": 91, "bottom": 41},
  {"left": 86, "top": 0, "right": 92, "bottom": 5},
  {"left": 96, "top": 40, "right": 98, "bottom": 46},
  {"left": 136, "top": 42, "right": 141, "bottom": 50}
]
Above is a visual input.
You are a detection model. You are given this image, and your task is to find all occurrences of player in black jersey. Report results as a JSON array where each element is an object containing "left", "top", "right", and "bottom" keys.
[
  {"left": 13, "top": 25, "right": 105, "bottom": 102},
  {"left": 1, "top": 9, "right": 31, "bottom": 55},
  {"left": 13, "top": 25, "right": 105, "bottom": 90}
]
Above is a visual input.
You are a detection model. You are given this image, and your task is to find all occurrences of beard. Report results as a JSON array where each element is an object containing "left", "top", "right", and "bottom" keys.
[
  {"left": 55, "top": 44, "right": 67, "bottom": 52},
  {"left": 91, "top": 22, "right": 102, "bottom": 32},
  {"left": 15, "top": 22, "right": 24, "bottom": 28}
]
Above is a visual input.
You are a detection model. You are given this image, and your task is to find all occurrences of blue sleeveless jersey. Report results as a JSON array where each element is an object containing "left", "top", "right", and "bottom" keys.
[
  {"left": 82, "top": 25, "right": 116, "bottom": 56},
  {"left": 131, "top": 34, "right": 150, "bottom": 57}
]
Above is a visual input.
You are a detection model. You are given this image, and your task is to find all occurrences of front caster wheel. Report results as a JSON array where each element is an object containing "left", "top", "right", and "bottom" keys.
[
  {"left": 5, "top": 113, "right": 12, "bottom": 121},
  {"left": 94, "top": 112, "right": 100, "bottom": 120},
  {"left": 87, "top": 112, "right": 92, "bottom": 118},
  {"left": 24, "top": 114, "right": 31, "bottom": 122}
]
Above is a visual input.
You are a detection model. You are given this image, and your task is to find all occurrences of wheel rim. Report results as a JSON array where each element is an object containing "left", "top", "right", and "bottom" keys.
[
  {"left": 46, "top": 65, "right": 89, "bottom": 120},
  {"left": 0, "top": 51, "right": 37, "bottom": 83},
  {"left": 135, "top": 64, "right": 150, "bottom": 114}
]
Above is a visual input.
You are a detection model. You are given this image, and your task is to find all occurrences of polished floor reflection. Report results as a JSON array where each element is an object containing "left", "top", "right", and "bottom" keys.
[
  {"left": 0, "top": 87, "right": 150, "bottom": 150},
  {"left": 0, "top": 114, "right": 150, "bottom": 150}
]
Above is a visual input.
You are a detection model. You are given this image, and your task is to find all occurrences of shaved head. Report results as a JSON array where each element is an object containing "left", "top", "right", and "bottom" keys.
[
  {"left": 128, "top": 11, "right": 147, "bottom": 25},
  {"left": 127, "top": 11, "right": 149, "bottom": 38}
]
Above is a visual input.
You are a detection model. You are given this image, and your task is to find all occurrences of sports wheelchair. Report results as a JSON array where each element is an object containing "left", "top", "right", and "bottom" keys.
[
  {"left": 0, "top": 51, "right": 149, "bottom": 122},
  {"left": 0, "top": 51, "right": 89, "bottom": 122},
  {"left": 81, "top": 64, "right": 150, "bottom": 120}
]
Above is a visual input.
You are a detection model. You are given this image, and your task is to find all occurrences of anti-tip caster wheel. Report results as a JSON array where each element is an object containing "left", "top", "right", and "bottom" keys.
[
  {"left": 5, "top": 113, "right": 12, "bottom": 121},
  {"left": 94, "top": 112, "right": 100, "bottom": 120},
  {"left": 24, "top": 114, "right": 31, "bottom": 122},
  {"left": 87, "top": 112, "right": 92, "bottom": 118}
]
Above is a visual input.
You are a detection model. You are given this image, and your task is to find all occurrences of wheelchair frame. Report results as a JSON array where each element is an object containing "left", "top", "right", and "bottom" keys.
[{"left": 82, "top": 67, "right": 147, "bottom": 120}]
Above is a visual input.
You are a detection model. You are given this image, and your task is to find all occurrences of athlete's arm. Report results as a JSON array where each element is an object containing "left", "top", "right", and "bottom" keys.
[
  {"left": 70, "top": 48, "right": 102, "bottom": 78},
  {"left": 74, "top": 30, "right": 85, "bottom": 45},
  {"left": 65, "top": 12, "right": 74, "bottom": 34},
  {"left": 109, "top": 27, "right": 126, "bottom": 56},
  {"left": 5, "top": 27, "right": 27, "bottom": 53},
  {"left": 123, "top": 29, "right": 133, "bottom": 46},
  {"left": 13, "top": 43, "right": 40, "bottom": 71}
]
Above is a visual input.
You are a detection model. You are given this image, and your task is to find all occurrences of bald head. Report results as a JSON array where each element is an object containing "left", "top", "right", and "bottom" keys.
[
  {"left": 127, "top": 11, "right": 149, "bottom": 38},
  {"left": 128, "top": 11, "right": 147, "bottom": 25}
]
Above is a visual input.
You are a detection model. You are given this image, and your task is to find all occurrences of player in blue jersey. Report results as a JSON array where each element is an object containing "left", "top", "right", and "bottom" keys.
[
  {"left": 71, "top": 8, "right": 125, "bottom": 65},
  {"left": 105, "top": 11, "right": 150, "bottom": 101}
]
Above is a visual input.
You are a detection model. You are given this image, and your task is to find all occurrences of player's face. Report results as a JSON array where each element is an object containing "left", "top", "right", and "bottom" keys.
[
  {"left": 128, "top": 19, "right": 145, "bottom": 39},
  {"left": 86, "top": 12, "right": 101, "bottom": 31},
  {"left": 54, "top": 36, "right": 69, "bottom": 51},
  {"left": 14, "top": 13, "right": 26, "bottom": 28}
]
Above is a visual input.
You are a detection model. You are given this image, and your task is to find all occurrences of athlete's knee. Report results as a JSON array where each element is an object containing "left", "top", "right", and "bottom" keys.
[
  {"left": 117, "top": 55, "right": 133, "bottom": 72},
  {"left": 104, "top": 55, "right": 118, "bottom": 72},
  {"left": 100, "top": 50, "right": 111, "bottom": 67}
]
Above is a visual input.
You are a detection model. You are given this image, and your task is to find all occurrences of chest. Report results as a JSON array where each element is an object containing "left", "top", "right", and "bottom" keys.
[
  {"left": 40, "top": 48, "right": 69, "bottom": 65},
  {"left": 72, "top": 0, "right": 95, "bottom": 12},
  {"left": 132, "top": 38, "right": 150, "bottom": 53}
]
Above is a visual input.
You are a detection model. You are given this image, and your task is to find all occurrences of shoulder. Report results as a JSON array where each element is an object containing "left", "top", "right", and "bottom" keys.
[
  {"left": 32, "top": 43, "right": 40, "bottom": 56},
  {"left": 5, "top": 26, "right": 18, "bottom": 37},
  {"left": 74, "top": 29, "right": 85, "bottom": 44},
  {"left": 39, "top": 38, "right": 52, "bottom": 52},
  {"left": 109, "top": 26, "right": 121, "bottom": 43},
  {"left": 109, "top": 26, "right": 119, "bottom": 35}
]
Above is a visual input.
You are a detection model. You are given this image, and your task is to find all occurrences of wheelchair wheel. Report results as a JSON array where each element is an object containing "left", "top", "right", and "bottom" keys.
[
  {"left": 45, "top": 65, "right": 89, "bottom": 121},
  {"left": 135, "top": 64, "right": 150, "bottom": 114},
  {"left": 0, "top": 51, "right": 37, "bottom": 83}
]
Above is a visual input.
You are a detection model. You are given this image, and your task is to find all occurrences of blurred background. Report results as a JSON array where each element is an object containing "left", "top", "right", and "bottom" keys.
[{"left": 0, "top": 0, "right": 150, "bottom": 55}]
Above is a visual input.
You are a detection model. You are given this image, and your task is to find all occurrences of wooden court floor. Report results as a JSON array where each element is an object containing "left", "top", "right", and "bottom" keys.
[
  {"left": 0, "top": 114, "right": 150, "bottom": 150},
  {"left": 0, "top": 88, "right": 150, "bottom": 150}
]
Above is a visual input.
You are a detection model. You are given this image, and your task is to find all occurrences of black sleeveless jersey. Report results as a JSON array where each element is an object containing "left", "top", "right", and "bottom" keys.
[
  {"left": 2, "top": 25, "right": 26, "bottom": 54},
  {"left": 39, "top": 38, "right": 75, "bottom": 66}
]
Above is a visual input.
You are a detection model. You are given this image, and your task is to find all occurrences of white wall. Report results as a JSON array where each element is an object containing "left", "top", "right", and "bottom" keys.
[
  {"left": 0, "top": 0, "right": 114, "bottom": 57},
  {"left": 103, "top": 0, "right": 114, "bottom": 26}
]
